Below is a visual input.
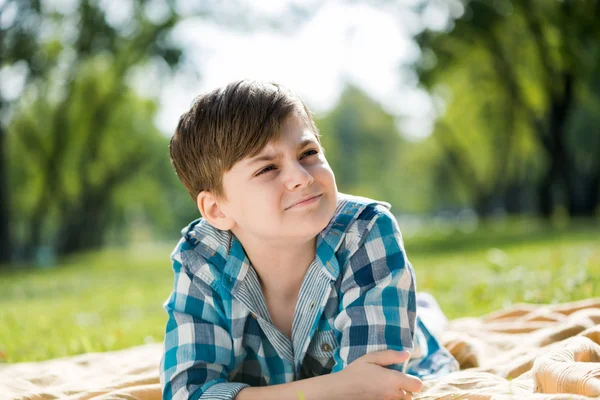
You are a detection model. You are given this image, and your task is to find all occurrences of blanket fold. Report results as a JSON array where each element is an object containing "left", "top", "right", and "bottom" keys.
[{"left": 421, "top": 298, "right": 600, "bottom": 399}]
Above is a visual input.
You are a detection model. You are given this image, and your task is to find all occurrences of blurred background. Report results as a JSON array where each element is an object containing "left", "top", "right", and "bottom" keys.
[{"left": 1, "top": 0, "right": 599, "bottom": 363}]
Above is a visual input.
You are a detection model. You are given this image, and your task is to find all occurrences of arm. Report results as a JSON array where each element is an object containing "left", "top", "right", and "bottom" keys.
[
  {"left": 331, "top": 205, "right": 418, "bottom": 372},
  {"left": 235, "top": 351, "right": 422, "bottom": 400},
  {"left": 160, "top": 253, "right": 248, "bottom": 400},
  {"left": 234, "top": 372, "right": 338, "bottom": 400}
]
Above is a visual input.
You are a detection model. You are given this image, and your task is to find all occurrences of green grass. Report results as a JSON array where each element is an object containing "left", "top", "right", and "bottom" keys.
[
  {"left": 1, "top": 220, "right": 599, "bottom": 363},
  {"left": 407, "top": 219, "right": 600, "bottom": 319},
  {"left": 0, "top": 243, "right": 175, "bottom": 363}
]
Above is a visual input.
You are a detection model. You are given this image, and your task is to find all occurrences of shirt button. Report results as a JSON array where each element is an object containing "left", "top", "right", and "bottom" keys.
[
  {"left": 321, "top": 343, "right": 332, "bottom": 352},
  {"left": 310, "top": 301, "right": 316, "bottom": 309}
]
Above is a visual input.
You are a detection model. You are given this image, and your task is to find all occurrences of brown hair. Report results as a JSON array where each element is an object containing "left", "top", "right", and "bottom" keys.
[{"left": 169, "top": 80, "right": 320, "bottom": 200}]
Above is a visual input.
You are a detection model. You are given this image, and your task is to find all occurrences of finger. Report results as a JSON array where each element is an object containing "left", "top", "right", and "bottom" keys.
[
  {"left": 358, "top": 350, "right": 411, "bottom": 367},
  {"left": 395, "top": 373, "right": 423, "bottom": 393},
  {"left": 398, "top": 389, "right": 413, "bottom": 400}
]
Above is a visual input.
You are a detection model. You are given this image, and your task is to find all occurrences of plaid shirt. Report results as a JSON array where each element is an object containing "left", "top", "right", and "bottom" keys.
[{"left": 160, "top": 193, "right": 458, "bottom": 399}]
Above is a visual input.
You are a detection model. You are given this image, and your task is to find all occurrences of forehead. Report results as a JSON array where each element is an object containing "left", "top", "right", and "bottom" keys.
[
  {"left": 253, "top": 115, "right": 318, "bottom": 153},
  {"left": 275, "top": 120, "right": 318, "bottom": 144}
]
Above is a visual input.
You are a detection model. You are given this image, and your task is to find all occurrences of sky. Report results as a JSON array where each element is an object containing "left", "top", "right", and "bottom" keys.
[{"left": 152, "top": 0, "right": 455, "bottom": 140}]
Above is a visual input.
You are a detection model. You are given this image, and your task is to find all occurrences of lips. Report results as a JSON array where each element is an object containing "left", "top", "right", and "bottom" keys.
[{"left": 286, "top": 194, "right": 322, "bottom": 210}]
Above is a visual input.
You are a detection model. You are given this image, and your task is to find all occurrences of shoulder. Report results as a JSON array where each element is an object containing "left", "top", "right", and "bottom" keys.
[
  {"left": 331, "top": 195, "right": 413, "bottom": 294},
  {"left": 347, "top": 193, "right": 396, "bottom": 233},
  {"left": 324, "top": 193, "right": 399, "bottom": 256},
  {"left": 170, "top": 218, "right": 233, "bottom": 287}
]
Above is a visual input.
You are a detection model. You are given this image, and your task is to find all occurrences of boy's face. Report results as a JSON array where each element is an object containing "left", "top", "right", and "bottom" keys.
[{"left": 218, "top": 113, "right": 338, "bottom": 244}]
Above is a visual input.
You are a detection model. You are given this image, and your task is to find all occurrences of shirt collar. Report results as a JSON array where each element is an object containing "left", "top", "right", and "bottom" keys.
[{"left": 181, "top": 192, "right": 391, "bottom": 289}]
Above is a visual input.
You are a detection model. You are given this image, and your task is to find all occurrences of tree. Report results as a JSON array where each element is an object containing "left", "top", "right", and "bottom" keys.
[
  {"left": 316, "top": 85, "right": 407, "bottom": 207},
  {"left": 3, "top": 0, "right": 183, "bottom": 263},
  {"left": 0, "top": 0, "right": 44, "bottom": 263},
  {"left": 2, "top": 0, "right": 325, "bottom": 265},
  {"left": 413, "top": 0, "right": 600, "bottom": 217}
]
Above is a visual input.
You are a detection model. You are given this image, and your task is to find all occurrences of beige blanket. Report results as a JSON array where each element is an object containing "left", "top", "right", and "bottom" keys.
[{"left": 2, "top": 298, "right": 599, "bottom": 400}]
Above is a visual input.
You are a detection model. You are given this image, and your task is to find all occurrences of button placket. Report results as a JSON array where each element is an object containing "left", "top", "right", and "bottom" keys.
[
  {"left": 321, "top": 342, "right": 332, "bottom": 352},
  {"left": 292, "top": 263, "right": 335, "bottom": 375}
]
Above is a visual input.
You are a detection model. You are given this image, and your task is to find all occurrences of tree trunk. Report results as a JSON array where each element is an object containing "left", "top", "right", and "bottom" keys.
[
  {"left": 24, "top": 92, "right": 73, "bottom": 259},
  {"left": 0, "top": 121, "right": 11, "bottom": 265},
  {"left": 56, "top": 151, "right": 147, "bottom": 256},
  {"left": 57, "top": 199, "right": 108, "bottom": 256},
  {"left": 537, "top": 72, "right": 575, "bottom": 218},
  {"left": 538, "top": 172, "right": 554, "bottom": 218},
  {"left": 568, "top": 171, "right": 600, "bottom": 216},
  {"left": 503, "top": 182, "right": 527, "bottom": 214},
  {"left": 473, "top": 193, "right": 493, "bottom": 217}
]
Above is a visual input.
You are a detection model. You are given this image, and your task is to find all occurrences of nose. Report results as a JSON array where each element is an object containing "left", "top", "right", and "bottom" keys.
[{"left": 284, "top": 161, "right": 314, "bottom": 191}]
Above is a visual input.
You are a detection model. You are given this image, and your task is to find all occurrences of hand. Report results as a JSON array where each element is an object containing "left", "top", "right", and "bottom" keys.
[{"left": 335, "top": 350, "right": 423, "bottom": 400}]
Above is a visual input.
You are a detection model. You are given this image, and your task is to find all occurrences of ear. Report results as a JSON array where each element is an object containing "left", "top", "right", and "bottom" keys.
[{"left": 196, "top": 191, "right": 235, "bottom": 231}]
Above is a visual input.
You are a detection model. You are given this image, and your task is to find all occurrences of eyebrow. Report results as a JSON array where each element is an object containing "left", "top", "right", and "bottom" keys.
[{"left": 246, "top": 138, "right": 317, "bottom": 165}]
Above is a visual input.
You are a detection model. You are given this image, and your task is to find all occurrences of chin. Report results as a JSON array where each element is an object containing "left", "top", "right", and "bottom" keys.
[{"left": 309, "top": 210, "right": 336, "bottom": 236}]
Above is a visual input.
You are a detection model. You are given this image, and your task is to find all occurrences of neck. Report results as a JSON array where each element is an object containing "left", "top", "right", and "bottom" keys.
[{"left": 234, "top": 233, "right": 317, "bottom": 301}]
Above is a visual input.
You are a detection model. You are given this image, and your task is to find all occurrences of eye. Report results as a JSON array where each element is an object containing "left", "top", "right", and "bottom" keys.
[
  {"left": 255, "top": 165, "right": 276, "bottom": 176},
  {"left": 301, "top": 149, "right": 318, "bottom": 158}
]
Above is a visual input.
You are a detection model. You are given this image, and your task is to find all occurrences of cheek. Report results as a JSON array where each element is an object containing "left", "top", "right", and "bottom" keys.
[
  {"left": 316, "top": 163, "right": 335, "bottom": 184},
  {"left": 251, "top": 185, "right": 281, "bottom": 212}
]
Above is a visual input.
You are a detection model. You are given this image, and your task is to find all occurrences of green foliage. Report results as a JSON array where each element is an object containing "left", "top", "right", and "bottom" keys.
[
  {"left": 316, "top": 85, "right": 407, "bottom": 209},
  {"left": 315, "top": 84, "right": 461, "bottom": 213},
  {"left": 2, "top": 0, "right": 196, "bottom": 260},
  {"left": 0, "top": 221, "right": 598, "bottom": 362},
  {"left": 7, "top": 60, "right": 190, "bottom": 248},
  {"left": 413, "top": 0, "right": 600, "bottom": 215}
]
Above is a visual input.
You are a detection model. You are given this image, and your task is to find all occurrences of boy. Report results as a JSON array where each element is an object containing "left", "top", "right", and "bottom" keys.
[{"left": 161, "top": 80, "right": 458, "bottom": 399}]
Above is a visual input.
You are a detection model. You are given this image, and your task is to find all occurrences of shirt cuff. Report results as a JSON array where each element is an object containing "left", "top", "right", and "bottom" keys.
[{"left": 200, "top": 382, "right": 250, "bottom": 399}]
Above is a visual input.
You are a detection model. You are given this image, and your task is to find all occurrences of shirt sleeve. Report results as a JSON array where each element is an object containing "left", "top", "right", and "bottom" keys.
[
  {"left": 331, "top": 205, "right": 417, "bottom": 373},
  {"left": 160, "top": 253, "right": 249, "bottom": 400}
]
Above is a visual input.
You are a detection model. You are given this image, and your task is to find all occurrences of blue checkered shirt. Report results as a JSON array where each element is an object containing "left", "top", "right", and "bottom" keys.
[{"left": 160, "top": 193, "right": 458, "bottom": 399}]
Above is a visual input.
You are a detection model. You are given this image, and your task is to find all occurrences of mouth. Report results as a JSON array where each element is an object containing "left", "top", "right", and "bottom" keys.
[{"left": 286, "top": 194, "right": 322, "bottom": 210}]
